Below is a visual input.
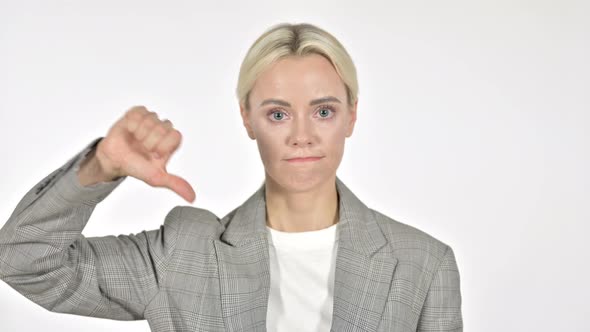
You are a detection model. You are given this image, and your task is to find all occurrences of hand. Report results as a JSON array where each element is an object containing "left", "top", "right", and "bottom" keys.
[{"left": 95, "top": 105, "right": 196, "bottom": 203}]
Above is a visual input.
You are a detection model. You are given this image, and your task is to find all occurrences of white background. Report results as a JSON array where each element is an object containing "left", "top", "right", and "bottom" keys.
[{"left": 1, "top": 0, "right": 589, "bottom": 331}]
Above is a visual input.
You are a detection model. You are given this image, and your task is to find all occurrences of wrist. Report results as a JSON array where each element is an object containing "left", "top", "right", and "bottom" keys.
[{"left": 77, "top": 148, "right": 122, "bottom": 186}]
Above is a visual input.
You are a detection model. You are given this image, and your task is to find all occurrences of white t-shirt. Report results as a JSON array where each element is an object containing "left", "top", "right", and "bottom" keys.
[{"left": 265, "top": 222, "right": 339, "bottom": 332}]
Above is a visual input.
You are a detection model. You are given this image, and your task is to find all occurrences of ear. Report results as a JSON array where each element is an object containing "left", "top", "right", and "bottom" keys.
[
  {"left": 345, "top": 99, "right": 358, "bottom": 138},
  {"left": 239, "top": 103, "right": 256, "bottom": 140}
]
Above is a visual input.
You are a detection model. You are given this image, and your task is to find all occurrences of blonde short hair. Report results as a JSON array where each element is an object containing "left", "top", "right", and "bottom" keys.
[{"left": 236, "top": 22, "right": 359, "bottom": 112}]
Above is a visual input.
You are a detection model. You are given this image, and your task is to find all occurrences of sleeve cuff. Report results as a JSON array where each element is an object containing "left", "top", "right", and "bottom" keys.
[{"left": 53, "top": 137, "right": 127, "bottom": 206}]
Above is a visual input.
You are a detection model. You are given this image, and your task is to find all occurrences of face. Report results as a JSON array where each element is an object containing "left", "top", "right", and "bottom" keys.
[{"left": 240, "top": 53, "right": 358, "bottom": 193}]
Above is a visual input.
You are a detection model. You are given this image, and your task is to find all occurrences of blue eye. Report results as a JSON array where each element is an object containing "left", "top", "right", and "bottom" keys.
[
  {"left": 271, "top": 111, "right": 285, "bottom": 121},
  {"left": 318, "top": 107, "right": 334, "bottom": 118},
  {"left": 268, "top": 105, "right": 336, "bottom": 122}
]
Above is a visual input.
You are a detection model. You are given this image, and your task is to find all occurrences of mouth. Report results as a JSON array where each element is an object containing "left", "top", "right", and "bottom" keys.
[{"left": 285, "top": 156, "right": 324, "bottom": 163}]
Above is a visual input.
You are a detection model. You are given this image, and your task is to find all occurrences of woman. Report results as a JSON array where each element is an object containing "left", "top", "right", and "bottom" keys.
[{"left": 0, "top": 23, "right": 462, "bottom": 331}]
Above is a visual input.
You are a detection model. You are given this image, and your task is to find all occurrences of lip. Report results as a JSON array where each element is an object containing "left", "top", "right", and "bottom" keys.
[{"left": 286, "top": 156, "right": 324, "bottom": 163}]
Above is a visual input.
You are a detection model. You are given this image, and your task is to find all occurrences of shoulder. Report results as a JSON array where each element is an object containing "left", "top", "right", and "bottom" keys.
[
  {"left": 371, "top": 209, "right": 463, "bottom": 327},
  {"left": 370, "top": 208, "right": 454, "bottom": 266},
  {"left": 162, "top": 205, "right": 224, "bottom": 238}
]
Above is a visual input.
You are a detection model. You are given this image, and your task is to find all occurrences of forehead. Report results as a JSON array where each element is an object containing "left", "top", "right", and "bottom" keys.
[{"left": 251, "top": 54, "right": 346, "bottom": 101}]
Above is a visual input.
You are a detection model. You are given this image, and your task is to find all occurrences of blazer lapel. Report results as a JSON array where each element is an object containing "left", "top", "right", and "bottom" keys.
[
  {"left": 214, "top": 181, "right": 271, "bottom": 332},
  {"left": 213, "top": 176, "right": 397, "bottom": 332},
  {"left": 329, "top": 177, "right": 398, "bottom": 332}
]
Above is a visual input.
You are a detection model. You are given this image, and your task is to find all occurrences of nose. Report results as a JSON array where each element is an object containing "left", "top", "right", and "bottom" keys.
[{"left": 288, "top": 116, "right": 315, "bottom": 146}]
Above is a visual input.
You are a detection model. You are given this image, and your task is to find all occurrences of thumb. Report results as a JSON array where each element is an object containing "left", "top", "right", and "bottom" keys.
[
  {"left": 160, "top": 172, "right": 196, "bottom": 203},
  {"left": 123, "top": 151, "right": 196, "bottom": 203}
]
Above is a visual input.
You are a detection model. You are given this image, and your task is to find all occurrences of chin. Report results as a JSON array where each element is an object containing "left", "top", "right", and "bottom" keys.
[{"left": 267, "top": 169, "right": 334, "bottom": 193}]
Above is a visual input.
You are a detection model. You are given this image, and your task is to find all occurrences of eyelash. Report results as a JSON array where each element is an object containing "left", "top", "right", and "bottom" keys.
[{"left": 267, "top": 104, "right": 337, "bottom": 122}]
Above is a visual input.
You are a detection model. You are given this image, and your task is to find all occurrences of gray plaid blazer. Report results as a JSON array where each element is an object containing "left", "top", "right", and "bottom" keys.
[{"left": 0, "top": 137, "right": 462, "bottom": 331}]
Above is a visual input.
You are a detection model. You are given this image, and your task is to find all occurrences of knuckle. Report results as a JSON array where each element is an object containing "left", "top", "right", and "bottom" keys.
[
  {"left": 125, "top": 109, "right": 144, "bottom": 124},
  {"left": 171, "top": 129, "right": 182, "bottom": 140},
  {"left": 154, "top": 124, "right": 168, "bottom": 136},
  {"left": 128, "top": 105, "right": 148, "bottom": 115},
  {"left": 142, "top": 116, "right": 157, "bottom": 128},
  {"left": 128, "top": 105, "right": 145, "bottom": 111},
  {"left": 165, "top": 130, "right": 182, "bottom": 145},
  {"left": 125, "top": 110, "right": 138, "bottom": 121}
]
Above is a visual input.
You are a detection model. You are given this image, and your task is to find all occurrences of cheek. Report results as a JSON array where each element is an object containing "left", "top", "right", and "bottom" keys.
[
  {"left": 323, "top": 124, "right": 347, "bottom": 145},
  {"left": 254, "top": 132, "right": 282, "bottom": 165},
  {"left": 322, "top": 127, "right": 347, "bottom": 162}
]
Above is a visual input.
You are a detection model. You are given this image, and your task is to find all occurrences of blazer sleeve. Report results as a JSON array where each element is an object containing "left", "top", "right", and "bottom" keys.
[
  {"left": 0, "top": 137, "right": 180, "bottom": 321},
  {"left": 416, "top": 245, "right": 463, "bottom": 331}
]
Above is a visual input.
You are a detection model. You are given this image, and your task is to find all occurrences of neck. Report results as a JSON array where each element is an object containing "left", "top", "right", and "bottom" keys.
[{"left": 264, "top": 175, "right": 339, "bottom": 233}]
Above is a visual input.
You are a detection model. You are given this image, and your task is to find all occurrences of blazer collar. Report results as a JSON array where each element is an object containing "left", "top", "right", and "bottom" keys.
[
  {"left": 214, "top": 175, "right": 398, "bottom": 331},
  {"left": 219, "top": 175, "right": 387, "bottom": 257}
]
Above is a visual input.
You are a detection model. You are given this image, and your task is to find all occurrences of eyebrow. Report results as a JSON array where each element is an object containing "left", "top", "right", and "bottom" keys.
[{"left": 259, "top": 96, "right": 342, "bottom": 108}]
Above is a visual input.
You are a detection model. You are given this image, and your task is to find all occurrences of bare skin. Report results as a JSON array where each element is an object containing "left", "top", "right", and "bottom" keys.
[
  {"left": 240, "top": 53, "right": 358, "bottom": 233},
  {"left": 77, "top": 53, "right": 357, "bottom": 225},
  {"left": 77, "top": 106, "right": 196, "bottom": 203}
]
